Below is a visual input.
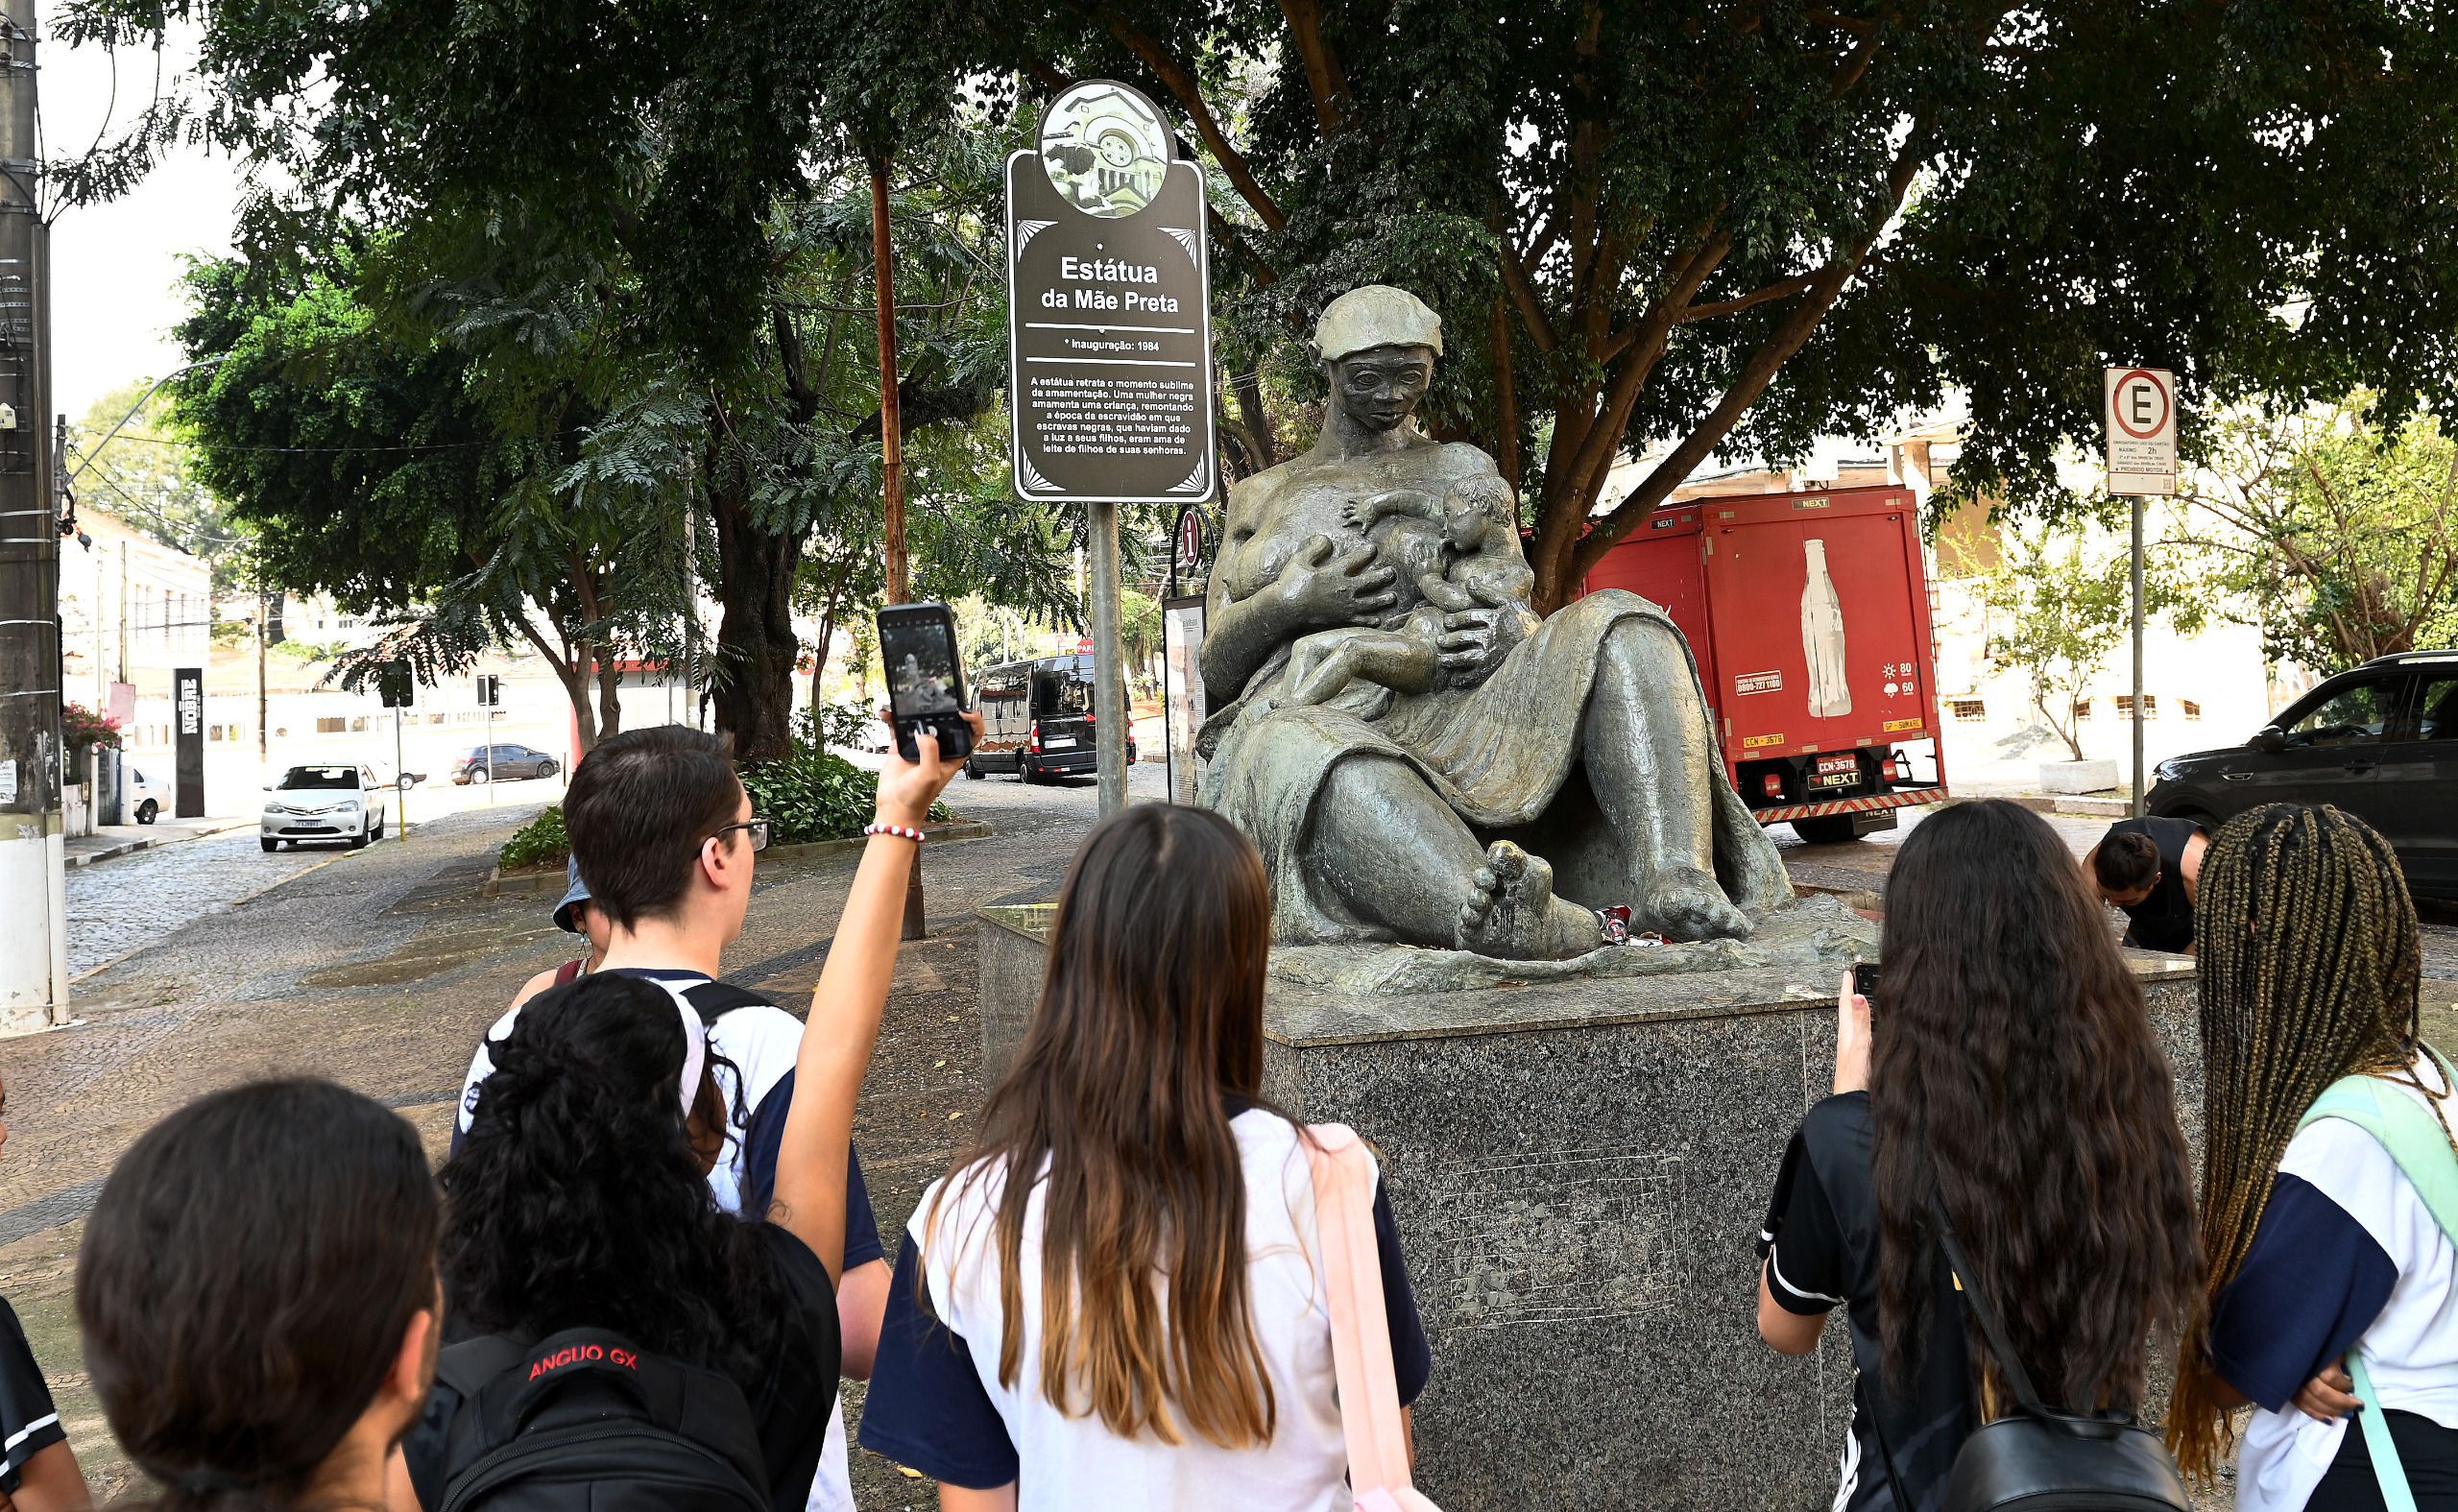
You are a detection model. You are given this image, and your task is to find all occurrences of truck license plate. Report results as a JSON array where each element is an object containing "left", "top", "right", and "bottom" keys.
[{"left": 1816, "top": 754, "right": 1859, "bottom": 775}]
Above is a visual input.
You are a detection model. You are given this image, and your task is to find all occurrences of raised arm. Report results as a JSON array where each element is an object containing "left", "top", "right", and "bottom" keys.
[{"left": 770, "top": 710, "right": 976, "bottom": 1284}]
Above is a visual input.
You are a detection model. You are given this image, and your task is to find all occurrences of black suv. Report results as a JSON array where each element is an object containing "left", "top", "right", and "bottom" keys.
[{"left": 2144, "top": 650, "right": 2458, "bottom": 897}]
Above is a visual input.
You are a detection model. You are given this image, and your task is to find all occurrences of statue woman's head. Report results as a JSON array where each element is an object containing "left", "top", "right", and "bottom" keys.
[{"left": 1312, "top": 285, "right": 1441, "bottom": 437}]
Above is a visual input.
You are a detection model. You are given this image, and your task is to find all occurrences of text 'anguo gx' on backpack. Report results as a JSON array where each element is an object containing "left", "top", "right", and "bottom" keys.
[{"left": 432, "top": 1327, "right": 771, "bottom": 1512}]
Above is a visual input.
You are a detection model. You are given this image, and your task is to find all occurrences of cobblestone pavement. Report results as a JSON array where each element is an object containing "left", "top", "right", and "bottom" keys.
[{"left": 67, "top": 829, "right": 371, "bottom": 974}]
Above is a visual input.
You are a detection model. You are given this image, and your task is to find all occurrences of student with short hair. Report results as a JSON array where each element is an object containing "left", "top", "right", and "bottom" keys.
[
  {"left": 417, "top": 715, "right": 973, "bottom": 1512},
  {"left": 858, "top": 804, "right": 1432, "bottom": 1510},
  {"left": 2084, "top": 815, "right": 2210, "bottom": 953},
  {"left": 2172, "top": 804, "right": 2458, "bottom": 1512},
  {"left": 452, "top": 723, "right": 899, "bottom": 1507},
  {"left": 76, "top": 1078, "right": 438, "bottom": 1511},
  {"left": 1755, "top": 798, "right": 2203, "bottom": 1512}
]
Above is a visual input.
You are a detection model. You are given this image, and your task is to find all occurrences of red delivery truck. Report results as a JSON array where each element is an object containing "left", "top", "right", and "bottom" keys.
[{"left": 1581, "top": 483, "right": 1948, "bottom": 843}]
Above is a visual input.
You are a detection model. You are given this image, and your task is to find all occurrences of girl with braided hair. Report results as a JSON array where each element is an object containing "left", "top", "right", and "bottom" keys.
[
  {"left": 2172, "top": 803, "right": 2458, "bottom": 1512},
  {"left": 1755, "top": 798, "right": 2202, "bottom": 1512}
]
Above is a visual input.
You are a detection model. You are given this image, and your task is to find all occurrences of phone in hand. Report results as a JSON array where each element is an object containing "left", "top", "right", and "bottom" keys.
[
  {"left": 876, "top": 602, "right": 975, "bottom": 763},
  {"left": 1852, "top": 962, "right": 1881, "bottom": 1001}
]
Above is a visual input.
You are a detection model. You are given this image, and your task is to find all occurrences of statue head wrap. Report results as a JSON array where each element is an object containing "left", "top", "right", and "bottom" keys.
[{"left": 1313, "top": 285, "right": 1443, "bottom": 364}]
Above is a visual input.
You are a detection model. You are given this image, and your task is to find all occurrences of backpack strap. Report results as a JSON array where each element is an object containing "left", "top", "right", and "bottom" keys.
[
  {"left": 474, "top": 1329, "right": 688, "bottom": 1444},
  {"left": 1304, "top": 1123, "right": 1439, "bottom": 1512},
  {"left": 435, "top": 1333, "right": 529, "bottom": 1404},
  {"left": 2291, "top": 1045, "right": 2458, "bottom": 1512},
  {"left": 683, "top": 980, "right": 776, "bottom": 1027}
]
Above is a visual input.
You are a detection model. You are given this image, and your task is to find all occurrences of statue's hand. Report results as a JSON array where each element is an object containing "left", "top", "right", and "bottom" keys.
[
  {"left": 1274, "top": 534, "right": 1400, "bottom": 628},
  {"left": 1435, "top": 602, "right": 1531, "bottom": 683}
]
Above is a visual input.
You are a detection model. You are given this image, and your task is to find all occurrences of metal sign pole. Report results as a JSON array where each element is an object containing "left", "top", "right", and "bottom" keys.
[
  {"left": 1088, "top": 500, "right": 1128, "bottom": 817},
  {"left": 2131, "top": 494, "right": 2146, "bottom": 819}
]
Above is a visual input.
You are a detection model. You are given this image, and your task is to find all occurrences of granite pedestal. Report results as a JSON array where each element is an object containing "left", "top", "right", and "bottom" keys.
[{"left": 973, "top": 905, "right": 2203, "bottom": 1509}]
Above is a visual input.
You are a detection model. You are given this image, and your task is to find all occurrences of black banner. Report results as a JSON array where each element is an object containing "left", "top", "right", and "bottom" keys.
[
  {"left": 1006, "top": 81, "right": 1214, "bottom": 504},
  {"left": 173, "top": 666, "right": 204, "bottom": 818}
]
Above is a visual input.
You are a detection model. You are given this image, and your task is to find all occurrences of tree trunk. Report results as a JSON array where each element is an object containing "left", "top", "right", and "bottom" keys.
[
  {"left": 596, "top": 651, "right": 623, "bottom": 741},
  {"left": 707, "top": 478, "right": 806, "bottom": 762}
]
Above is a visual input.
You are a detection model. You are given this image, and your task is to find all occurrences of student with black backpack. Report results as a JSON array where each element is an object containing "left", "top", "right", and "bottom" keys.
[
  {"left": 409, "top": 714, "right": 974, "bottom": 1512},
  {"left": 451, "top": 724, "right": 896, "bottom": 1510}
]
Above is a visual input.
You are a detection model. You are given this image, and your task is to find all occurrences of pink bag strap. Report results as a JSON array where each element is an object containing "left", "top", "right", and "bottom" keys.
[{"left": 1305, "top": 1123, "right": 1438, "bottom": 1512}]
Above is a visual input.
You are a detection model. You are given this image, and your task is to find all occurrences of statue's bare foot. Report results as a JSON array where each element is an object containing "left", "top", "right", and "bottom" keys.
[
  {"left": 1456, "top": 842, "right": 1603, "bottom": 960},
  {"left": 1644, "top": 864, "right": 1752, "bottom": 942}
]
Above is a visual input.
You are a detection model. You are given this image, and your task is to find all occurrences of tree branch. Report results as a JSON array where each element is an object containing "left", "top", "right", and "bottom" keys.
[
  {"left": 1498, "top": 240, "right": 1559, "bottom": 352},
  {"left": 1279, "top": 0, "right": 1354, "bottom": 133},
  {"left": 1208, "top": 205, "right": 1280, "bottom": 286},
  {"left": 1674, "top": 272, "right": 1819, "bottom": 324},
  {"left": 1101, "top": 12, "right": 1287, "bottom": 230}
]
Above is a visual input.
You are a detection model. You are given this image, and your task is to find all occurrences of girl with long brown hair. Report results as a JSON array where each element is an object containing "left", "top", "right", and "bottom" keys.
[
  {"left": 2171, "top": 804, "right": 2458, "bottom": 1512},
  {"left": 1755, "top": 798, "right": 2203, "bottom": 1511},
  {"left": 858, "top": 804, "right": 1432, "bottom": 1510}
]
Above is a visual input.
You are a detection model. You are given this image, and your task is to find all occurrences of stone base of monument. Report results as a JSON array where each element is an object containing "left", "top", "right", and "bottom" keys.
[{"left": 972, "top": 902, "right": 2202, "bottom": 1509}]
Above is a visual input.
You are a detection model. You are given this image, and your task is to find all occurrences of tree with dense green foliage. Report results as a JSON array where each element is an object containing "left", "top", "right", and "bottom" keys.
[
  {"left": 2179, "top": 397, "right": 2458, "bottom": 672},
  {"left": 65, "top": 382, "right": 251, "bottom": 593},
  {"left": 1984, "top": 528, "right": 2205, "bottom": 761}
]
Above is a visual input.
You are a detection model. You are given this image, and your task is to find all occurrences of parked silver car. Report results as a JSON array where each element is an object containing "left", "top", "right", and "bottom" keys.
[{"left": 261, "top": 762, "right": 391, "bottom": 850}]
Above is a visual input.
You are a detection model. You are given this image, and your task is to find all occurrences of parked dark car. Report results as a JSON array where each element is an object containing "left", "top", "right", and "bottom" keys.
[
  {"left": 963, "top": 654, "right": 1138, "bottom": 783},
  {"left": 2145, "top": 650, "right": 2458, "bottom": 898},
  {"left": 450, "top": 743, "right": 560, "bottom": 784}
]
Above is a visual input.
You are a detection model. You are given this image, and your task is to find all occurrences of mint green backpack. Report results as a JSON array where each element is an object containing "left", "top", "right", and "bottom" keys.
[{"left": 2292, "top": 1046, "right": 2458, "bottom": 1512}]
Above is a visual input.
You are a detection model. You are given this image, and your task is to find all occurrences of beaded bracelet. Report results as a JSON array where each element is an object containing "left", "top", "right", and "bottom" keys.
[{"left": 864, "top": 822, "right": 926, "bottom": 844}]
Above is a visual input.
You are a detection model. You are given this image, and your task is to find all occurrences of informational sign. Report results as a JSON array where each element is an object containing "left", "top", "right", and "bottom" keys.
[
  {"left": 1006, "top": 80, "right": 1215, "bottom": 504},
  {"left": 1163, "top": 596, "right": 1209, "bottom": 805},
  {"left": 2104, "top": 366, "right": 2178, "bottom": 495},
  {"left": 174, "top": 666, "right": 205, "bottom": 818}
]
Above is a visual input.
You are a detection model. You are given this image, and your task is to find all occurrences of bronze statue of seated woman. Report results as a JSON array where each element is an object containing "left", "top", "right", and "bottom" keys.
[{"left": 1196, "top": 285, "right": 1792, "bottom": 959}]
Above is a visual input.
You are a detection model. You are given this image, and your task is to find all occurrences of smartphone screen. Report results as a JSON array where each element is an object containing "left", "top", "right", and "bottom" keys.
[{"left": 881, "top": 613, "right": 964, "bottom": 719}]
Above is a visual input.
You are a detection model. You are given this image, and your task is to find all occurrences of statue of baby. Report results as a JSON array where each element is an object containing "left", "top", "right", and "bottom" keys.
[{"left": 1280, "top": 472, "right": 1534, "bottom": 708}]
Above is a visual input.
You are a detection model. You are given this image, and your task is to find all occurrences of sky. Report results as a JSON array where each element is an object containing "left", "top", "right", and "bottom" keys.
[{"left": 45, "top": 24, "right": 247, "bottom": 428}]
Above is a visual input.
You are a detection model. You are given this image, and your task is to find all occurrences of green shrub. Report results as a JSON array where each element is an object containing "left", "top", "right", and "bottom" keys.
[
  {"left": 499, "top": 804, "right": 568, "bottom": 873},
  {"left": 740, "top": 742, "right": 952, "bottom": 848}
]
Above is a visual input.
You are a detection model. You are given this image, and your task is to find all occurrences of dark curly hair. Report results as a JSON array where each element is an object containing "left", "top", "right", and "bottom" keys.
[
  {"left": 441, "top": 973, "right": 787, "bottom": 1382},
  {"left": 78, "top": 1078, "right": 439, "bottom": 1512}
]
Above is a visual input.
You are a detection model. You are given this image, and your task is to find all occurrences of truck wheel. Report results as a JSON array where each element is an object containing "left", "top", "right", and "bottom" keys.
[{"left": 1791, "top": 815, "right": 1861, "bottom": 845}]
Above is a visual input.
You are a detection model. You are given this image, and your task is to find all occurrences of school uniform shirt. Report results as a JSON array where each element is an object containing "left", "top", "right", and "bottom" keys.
[
  {"left": 404, "top": 1221, "right": 842, "bottom": 1512},
  {"left": 2208, "top": 1051, "right": 2458, "bottom": 1512},
  {"left": 0, "top": 1296, "right": 62, "bottom": 1495},
  {"left": 1762, "top": 1092, "right": 1974, "bottom": 1512},
  {"left": 453, "top": 969, "right": 885, "bottom": 1512},
  {"left": 858, "top": 1104, "right": 1431, "bottom": 1510}
]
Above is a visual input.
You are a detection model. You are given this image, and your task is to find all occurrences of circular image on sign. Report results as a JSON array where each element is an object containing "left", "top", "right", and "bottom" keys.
[{"left": 1040, "top": 83, "right": 1170, "bottom": 219}]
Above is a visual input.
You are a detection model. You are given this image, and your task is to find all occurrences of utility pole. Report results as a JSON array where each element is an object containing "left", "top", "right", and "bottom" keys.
[
  {"left": 255, "top": 571, "right": 268, "bottom": 767},
  {"left": 0, "top": 0, "right": 63, "bottom": 1028},
  {"left": 872, "top": 152, "right": 927, "bottom": 942}
]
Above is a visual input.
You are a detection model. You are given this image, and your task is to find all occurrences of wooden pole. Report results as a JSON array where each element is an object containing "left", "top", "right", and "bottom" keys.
[{"left": 873, "top": 155, "right": 926, "bottom": 940}]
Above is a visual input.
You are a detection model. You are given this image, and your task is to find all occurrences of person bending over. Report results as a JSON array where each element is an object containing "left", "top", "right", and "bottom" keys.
[
  {"left": 454, "top": 724, "right": 896, "bottom": 1510},
  {"left": 76, "top": 1078, "right": 439, "bottom": 1512},
  {"left": 859, "top": 804, "right": 1433, "bottom": 1511},
  {"left": 2084, "top": 815, "right": 2209, "bottom": 954},
  {"left": 2171, "top": 804, "right": 2458, "bottom": 1512},
  {"left": 413, "top": 715, "right": 973, "bottom": 1512},
  {"left": 1756, "top": 798, "right": 2202, "bottom": 1512}
]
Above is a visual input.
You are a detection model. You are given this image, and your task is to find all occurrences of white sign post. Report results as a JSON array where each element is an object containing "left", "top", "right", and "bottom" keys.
[{"left": 2105, "top": 366, "right": 2177, "bottom": 818}]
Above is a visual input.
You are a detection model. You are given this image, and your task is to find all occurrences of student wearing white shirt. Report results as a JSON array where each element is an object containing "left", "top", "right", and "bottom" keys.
[
  {"left": 859, "top": 805, "right": 1431, "bottom": 1512},
  {"left": 2174, "top": 804, "right": 2458, "bottom": 1511}
]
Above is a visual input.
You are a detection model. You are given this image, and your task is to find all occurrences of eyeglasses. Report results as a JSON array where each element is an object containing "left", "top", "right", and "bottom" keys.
[{"left": 709, "top": 817, "right": 772, "bottom": 853}]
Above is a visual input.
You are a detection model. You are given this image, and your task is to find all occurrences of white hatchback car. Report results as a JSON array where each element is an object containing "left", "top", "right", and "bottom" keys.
[
  {"left": 122, "top": 762, "right": 172, "bottom": 825},
  {"left": 261, "top": 762, "right": 391, "bottom": 851}
]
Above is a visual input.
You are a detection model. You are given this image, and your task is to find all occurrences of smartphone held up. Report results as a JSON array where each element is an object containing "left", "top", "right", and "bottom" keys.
[{"left": 877, "top": 603, "right": 975, "bottom": 763}]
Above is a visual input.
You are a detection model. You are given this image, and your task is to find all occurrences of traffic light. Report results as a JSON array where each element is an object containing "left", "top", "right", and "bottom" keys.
[
  {"left": 476, "top": 675, "right": 502, "bottom": 707},
  {"left": 375, "top": 661, "right": 414, "bottom": 708}
]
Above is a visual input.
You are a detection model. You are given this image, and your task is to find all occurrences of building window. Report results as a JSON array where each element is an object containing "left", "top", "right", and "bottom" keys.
[
  {"left": 350, "top": 716, "right": 371, "bottom": 732},
  {"left": 2072, "top": 700, "right": 2092, "bottom": 722},
  {"left": 2181, "top": 700, "right": 2202, "bottom": 720},
  {"left": 429, "top": 712, "right": 446, "bottom": 725},
  {"left": 2114, "top": 694, "right": 2158, "bottom": 718},
  {"left": 317, "top": 717, "right": 347, "bottom": 733},
  {"left": 1952, "top": 699, "right": 1988, "bottom": 722}
]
